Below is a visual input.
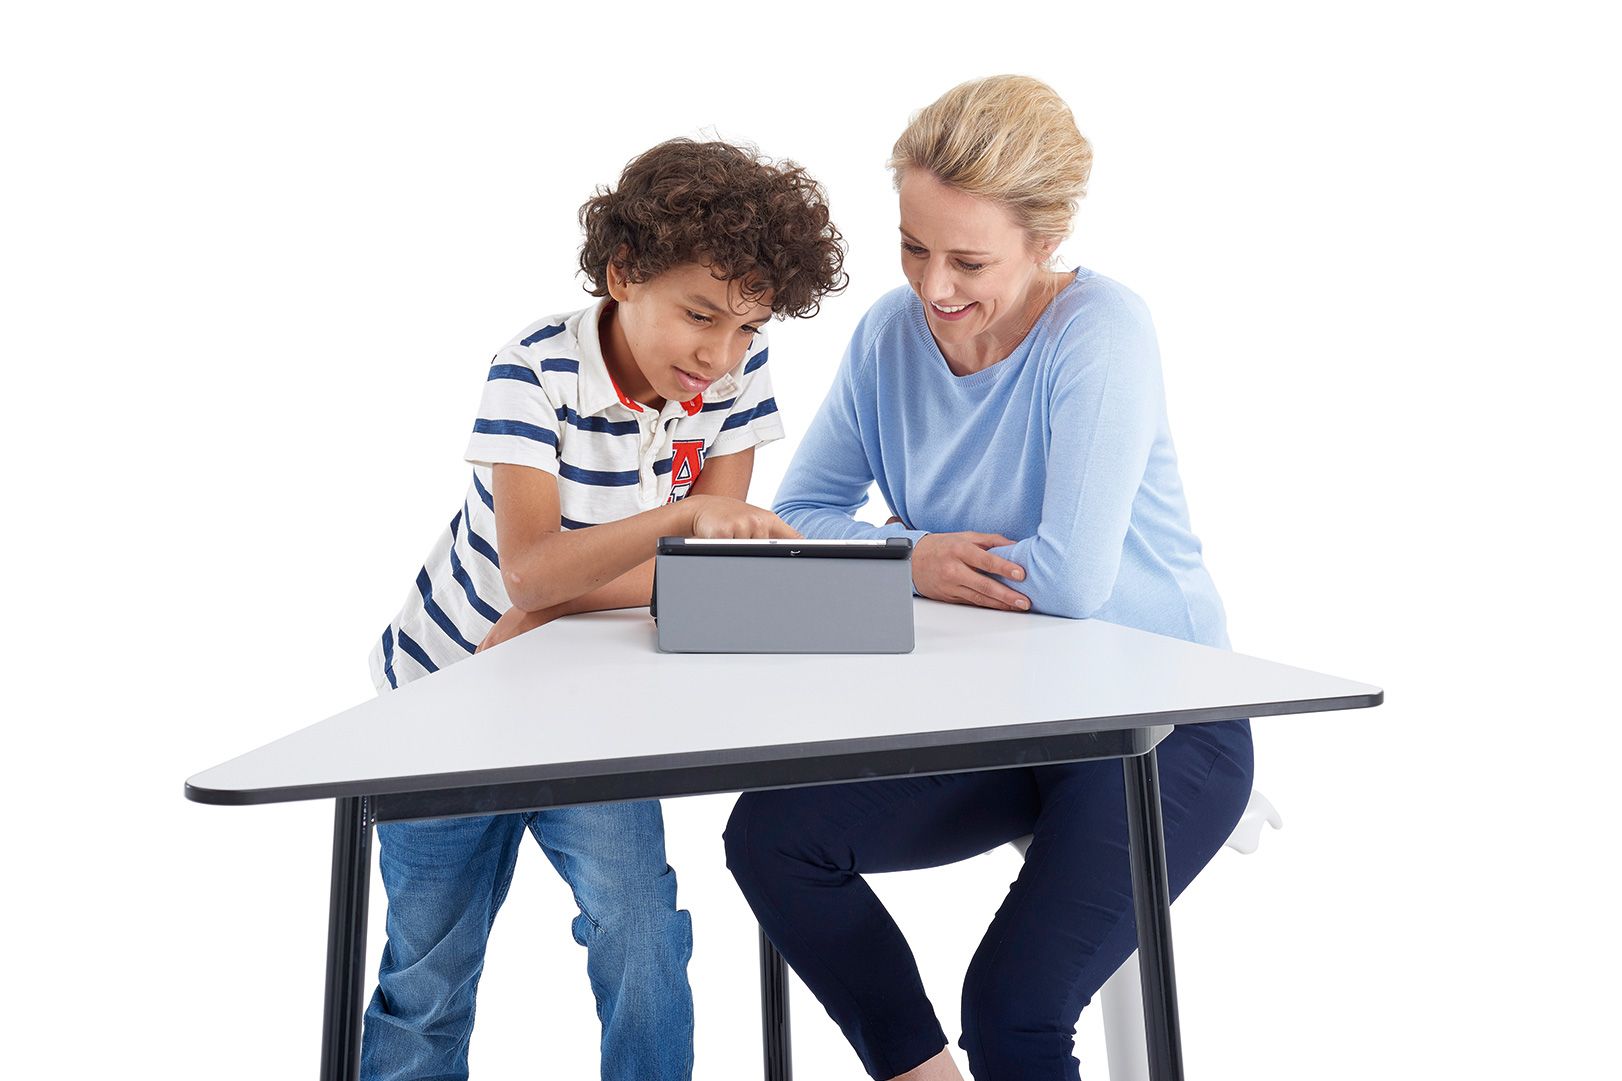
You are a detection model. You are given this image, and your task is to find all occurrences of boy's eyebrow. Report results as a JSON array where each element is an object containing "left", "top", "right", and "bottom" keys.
[
  {"left": 685, "top": 294, "right": 765, "bottom": 323},
  {"left": 898, "top": 227, "right": 992, "bottom": 258}
]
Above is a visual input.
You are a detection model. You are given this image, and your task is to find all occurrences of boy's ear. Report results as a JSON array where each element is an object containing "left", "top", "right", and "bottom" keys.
[
  {"left": 606, "top": 248, "right": 634, "bottom": 302},
  {"left": 606, "top": 264, "right": 631, "bottom": 302}
]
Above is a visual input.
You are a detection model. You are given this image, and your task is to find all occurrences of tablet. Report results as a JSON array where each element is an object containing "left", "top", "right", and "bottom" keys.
[
  {"left": 653, "top": 536, "right": 915, "bottom": 653},
  {"left": 655, "top": 537, "right": 913, "bottom": 558}
]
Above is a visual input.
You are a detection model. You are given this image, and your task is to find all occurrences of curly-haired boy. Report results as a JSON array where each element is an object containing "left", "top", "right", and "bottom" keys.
[{"left": 361, "top": 139, "right": 846, "bottom": 1081}]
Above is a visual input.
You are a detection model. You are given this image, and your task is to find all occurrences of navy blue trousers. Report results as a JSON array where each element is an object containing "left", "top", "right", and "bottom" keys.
[{"left": 725, "top": 720, "right": 1253, "bottom": 1080}]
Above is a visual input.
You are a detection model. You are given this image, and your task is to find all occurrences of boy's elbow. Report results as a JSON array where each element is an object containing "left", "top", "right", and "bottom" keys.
[
  {"left": 500, "top": 566, "right": 549, "bottom": 613},
  {"left": 499, "top": 545, "right": 563, "bottom": 612}
]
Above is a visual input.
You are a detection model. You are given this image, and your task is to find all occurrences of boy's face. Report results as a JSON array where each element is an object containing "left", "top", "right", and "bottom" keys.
[{"left": 605, "top": 261, "right": 773, "bottom": 407}]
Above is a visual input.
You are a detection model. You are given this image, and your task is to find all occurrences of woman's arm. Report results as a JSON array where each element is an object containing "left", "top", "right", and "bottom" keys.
[
  {"left": 985, "top": 311, "right": 1161, "bottom": 619},
  {"left": 772, "top": 339, "right": 919, "bottom": 543},
  {"left": 774, "top": 336, "right": 1029, "bottom": 610}
]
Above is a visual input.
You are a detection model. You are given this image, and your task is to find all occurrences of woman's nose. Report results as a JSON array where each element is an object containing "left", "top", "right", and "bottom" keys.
[{"left": 919, "top": 258, "right": 955, "bottom": 301}]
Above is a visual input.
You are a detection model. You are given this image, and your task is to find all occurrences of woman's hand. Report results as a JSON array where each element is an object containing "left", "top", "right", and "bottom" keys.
[
  {"left": 911, "top": 532, "right": 1030, "bottom": 611},
  {"left": 476, "top": 606, "right": 559, "bottom": 653},
  {"left": 683, "top": 495, "right": 801, "bottom": 540}
]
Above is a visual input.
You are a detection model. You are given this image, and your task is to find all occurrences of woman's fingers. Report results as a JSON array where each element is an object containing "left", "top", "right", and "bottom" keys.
[
  {"left": 967, "top": 532, "right": 1017, "bottom": 549},
  {"left": 967, "top": 545, "right": 1025, "bottom": 582},
  {"left": 951, "top": 559, "right": 1030, "bottom": 610},
  {"left": 953, "top": 581, "right": 1026, "bottom": 611},
  {"left": 966, "top": 575, "right": 1030, "bottom": 610}
]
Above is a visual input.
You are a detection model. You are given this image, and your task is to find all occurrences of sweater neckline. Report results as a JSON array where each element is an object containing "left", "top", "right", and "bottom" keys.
[{"left": 907, "top": 269, "right": 1085, "bottom": 387}]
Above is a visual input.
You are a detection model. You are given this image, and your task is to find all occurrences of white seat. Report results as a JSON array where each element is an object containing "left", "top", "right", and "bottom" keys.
[{"left": 1009, "top": 788, "right": 1282, "bottom": 1081}]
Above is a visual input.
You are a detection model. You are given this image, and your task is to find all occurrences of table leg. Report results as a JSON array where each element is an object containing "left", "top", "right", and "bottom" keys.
[
  {"left": 320, "top": 796, "right": 374, "bottom": 1081},
  {"left": 759, "top": 926, "right": 792, "bottom": 1081},
  {"left": 1123, "top": 748, "right": 1185, "bottom": 1081}
]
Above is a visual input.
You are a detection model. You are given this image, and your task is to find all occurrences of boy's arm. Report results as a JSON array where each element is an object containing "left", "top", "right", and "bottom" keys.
[
  {"left": 476, "top": 450, "right": 772, "bottom": 652},
  {"left": 493, "top": 455, "right": 790, "bottom": 613},
  {"left": 543, "top": 447, "right": 757, "bottom": 616}
]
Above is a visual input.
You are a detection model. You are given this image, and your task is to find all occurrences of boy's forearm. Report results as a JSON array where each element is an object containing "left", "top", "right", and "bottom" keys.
[
  {"left": 556, "top": 559, "right": 654, "bottom": 617},
  {"left": 503, "top": 503, "right": 688, "bottom": 613}
]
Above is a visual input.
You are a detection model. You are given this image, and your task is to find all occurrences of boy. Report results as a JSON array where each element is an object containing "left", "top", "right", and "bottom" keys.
[{"left": 362, "top": 139, "right": 846, "bottom": 1081}]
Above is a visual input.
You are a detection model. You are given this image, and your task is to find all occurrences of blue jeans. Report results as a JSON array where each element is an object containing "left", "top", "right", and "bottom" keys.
[
  {"left": 359, "top": 801, "right": 694, "bottom": 1081},
  {"left": 726, "top": 721, "right": 1253, "bottom": 1080}
]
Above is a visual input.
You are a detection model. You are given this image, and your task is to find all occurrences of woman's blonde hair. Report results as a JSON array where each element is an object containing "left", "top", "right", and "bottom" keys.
[{"left": 889, "top": 75, "right": 1092, "bottom": 254}]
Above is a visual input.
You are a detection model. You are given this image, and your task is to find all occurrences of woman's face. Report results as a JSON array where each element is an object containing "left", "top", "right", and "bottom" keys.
[{"left": 898, "top": 169, "right": 1054, "bottom": 364}]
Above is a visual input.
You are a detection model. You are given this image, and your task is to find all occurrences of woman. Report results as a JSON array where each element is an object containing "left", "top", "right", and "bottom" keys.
[{"left": 724, "top": 76, "right": 1254, "bottom": 1081}]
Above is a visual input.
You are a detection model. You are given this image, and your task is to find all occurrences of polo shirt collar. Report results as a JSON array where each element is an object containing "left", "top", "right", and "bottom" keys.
[{"left": 572, "top": 298, "right": 741, "bottom": 419}]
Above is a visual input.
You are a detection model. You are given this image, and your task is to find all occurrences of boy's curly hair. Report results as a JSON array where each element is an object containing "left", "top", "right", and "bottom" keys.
[{"left": 579, "top": 139, "right": 847, "bottom": 318}]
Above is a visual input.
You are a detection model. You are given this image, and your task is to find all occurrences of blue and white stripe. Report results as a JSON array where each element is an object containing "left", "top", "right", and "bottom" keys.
[{"left": 370, "top": 299, "right": 784, "bottom": 692}]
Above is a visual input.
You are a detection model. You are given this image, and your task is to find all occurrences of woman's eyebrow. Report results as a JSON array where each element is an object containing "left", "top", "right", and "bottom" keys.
[{"left": 898, "top": 227, "right": 992, "bottom": 257}]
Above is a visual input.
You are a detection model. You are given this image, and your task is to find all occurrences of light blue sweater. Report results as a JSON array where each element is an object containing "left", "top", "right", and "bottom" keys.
[{"left": 774, "top": 269, "right": 1229, "bottom": 648}]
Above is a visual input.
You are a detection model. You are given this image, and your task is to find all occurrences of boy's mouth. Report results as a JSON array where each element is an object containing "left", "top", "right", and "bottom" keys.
[
  {"left": 929, "top": 300, "right": 976, "bottom": 321},
  {"left": 674, "top": 367, "right": 712, "bottom": 395}
]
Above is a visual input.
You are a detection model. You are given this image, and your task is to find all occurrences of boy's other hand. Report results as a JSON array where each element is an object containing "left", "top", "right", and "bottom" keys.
[
  {"left": 476, "top": 607, "right": 558, "bottom": 653},
  {"left": 912, "top": 532, "right": 1030, "bottom": 612},
  {"left": 684, "top": 495, "right": 801, "bottom": 540}
]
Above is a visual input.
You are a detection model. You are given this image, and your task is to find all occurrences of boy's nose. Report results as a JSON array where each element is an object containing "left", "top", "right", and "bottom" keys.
[{"left": 695, "top": 343, "right": 726, "bottom": 372}]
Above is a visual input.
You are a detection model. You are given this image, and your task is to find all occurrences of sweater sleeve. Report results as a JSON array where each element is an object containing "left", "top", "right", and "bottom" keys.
[
  {"left": 988, "top": 300, "right": 1161, "bottom": 619},
  {"left": 773, "top": 325, "right": 927, "bottom": 545}
]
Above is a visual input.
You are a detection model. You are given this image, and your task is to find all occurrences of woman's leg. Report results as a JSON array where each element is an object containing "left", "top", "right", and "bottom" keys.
[
  {"left": 529, "top": 800, "right": 694, "bottom": 1081},
  {"left": 725, "top": 771, "right": 1042, "bottom": 1080},
  {"left": 359, "top": 814, "right": 526, "bottom": 1081},
  {"left": 958, "top": 721, "right": 1254, "bottom": 1080}
]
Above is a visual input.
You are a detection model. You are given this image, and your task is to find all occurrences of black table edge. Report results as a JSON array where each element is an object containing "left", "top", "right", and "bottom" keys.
[{"left": 184, "top": 690, "right": 1382, "bottom": 810}]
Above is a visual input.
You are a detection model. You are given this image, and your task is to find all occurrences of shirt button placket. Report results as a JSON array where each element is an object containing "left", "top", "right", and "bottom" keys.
[{"left": 640, "top": 412, "right": 658, "bottom": 507}]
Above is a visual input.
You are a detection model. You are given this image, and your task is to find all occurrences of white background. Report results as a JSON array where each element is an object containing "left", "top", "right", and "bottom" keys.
[{"left": 5, "top": 1, "right": 1618, "bottom": 1077}]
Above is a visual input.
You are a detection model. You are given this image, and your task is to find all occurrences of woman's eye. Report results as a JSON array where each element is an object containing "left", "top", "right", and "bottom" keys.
[
  {"left": 958, "top": 261, "right": 985, "bottom": 272},
  {"left": 902, "top": 243, "right": 927, "bottom": 257}
]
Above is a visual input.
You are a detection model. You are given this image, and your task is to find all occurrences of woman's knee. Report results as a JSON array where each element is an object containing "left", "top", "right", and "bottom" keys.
[{"left": 723, "top": 791, "right": 794, "bottom": 888}]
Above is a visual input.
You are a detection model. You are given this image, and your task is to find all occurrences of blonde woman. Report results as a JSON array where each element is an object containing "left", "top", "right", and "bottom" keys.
[{"left": 725, "top": 77, "right": 1254, "bottom": 1080}]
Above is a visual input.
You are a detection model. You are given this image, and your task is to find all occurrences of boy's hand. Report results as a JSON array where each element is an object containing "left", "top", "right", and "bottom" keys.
[
  {"left": 683, "top": 495, "right": 801, "bottom": 540},
  {"left": 476, "top": 606, "right": 559, "bottom": 653},
  {"left": 912, "top": 532, "right": 1030, "bottom": 612}
]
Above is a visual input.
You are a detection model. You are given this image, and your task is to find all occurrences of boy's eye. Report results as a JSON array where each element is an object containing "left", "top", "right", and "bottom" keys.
[
  {"left": 686, "top": 310, "right": 712, "bottom": 325},
  {"left": 740, "top": 325, "right": 761, "bottom": 336}
]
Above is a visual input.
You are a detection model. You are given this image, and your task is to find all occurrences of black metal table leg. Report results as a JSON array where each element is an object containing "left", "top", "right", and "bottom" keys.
[
  {"left": 1123, "top": 747, "right": 1185, "bottom": 1081},
  {"left": 759, "top": 926, "right": 792, "bottom": 1081},
  {"left": 320, "top": 796, "right": 374, "bottom": 1081}
]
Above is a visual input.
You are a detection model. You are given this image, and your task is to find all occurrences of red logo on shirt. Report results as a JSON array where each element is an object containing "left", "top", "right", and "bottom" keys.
[{"left": 668, "top": 440, "right": 705, "bottom": 502}]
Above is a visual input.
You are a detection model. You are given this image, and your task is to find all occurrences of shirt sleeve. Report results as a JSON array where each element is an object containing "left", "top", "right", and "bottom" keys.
[
  {"left": 987, "top": 298, "right": 1162, "bottom": 618},
  {"left": 708, "top": 338, "right": 786, "bottom": 458},
  {"left": 773, "top": 325, "right": 928, "bottom": 544},
  {"left": 463, "top": 348, "right": 563, "bottom": 474}
]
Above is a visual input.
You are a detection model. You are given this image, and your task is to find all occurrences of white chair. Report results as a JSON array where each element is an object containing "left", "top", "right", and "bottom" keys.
[{"left": 1009, "top": 789, "right": 1282, "bottom": 1081}]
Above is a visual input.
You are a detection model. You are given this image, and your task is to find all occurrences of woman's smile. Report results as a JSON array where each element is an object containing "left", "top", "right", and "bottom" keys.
[{"left": 928, "top": 300, "right": 977, "bottom": 321}]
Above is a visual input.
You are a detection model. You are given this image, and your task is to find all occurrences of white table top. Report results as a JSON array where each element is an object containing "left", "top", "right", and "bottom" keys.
[{"left": 186, "top": 600, "right": 1380, "bottom": 806}]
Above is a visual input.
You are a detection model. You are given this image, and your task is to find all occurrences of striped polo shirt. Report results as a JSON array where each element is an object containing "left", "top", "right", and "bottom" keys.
[{"left": 369, "top": 298, "right": 783, "bottom": 692}]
